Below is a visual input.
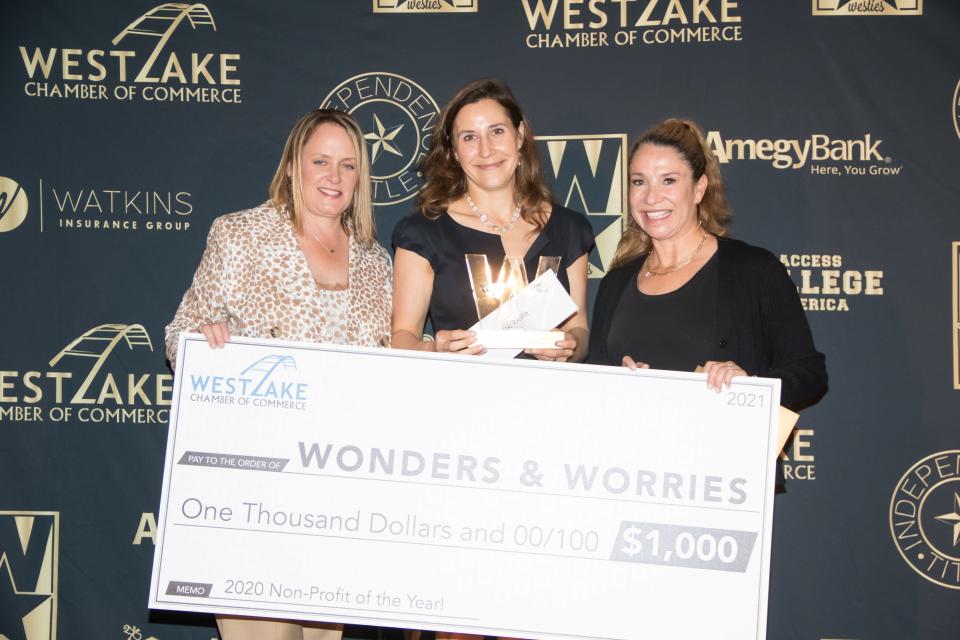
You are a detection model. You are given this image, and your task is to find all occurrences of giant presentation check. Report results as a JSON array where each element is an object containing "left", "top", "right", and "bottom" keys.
[{"left": 150, "top": 335, "right": 782, "bottom": 640}]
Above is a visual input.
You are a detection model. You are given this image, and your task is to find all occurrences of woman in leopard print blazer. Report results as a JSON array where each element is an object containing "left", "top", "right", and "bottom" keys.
[{"left": 164, "top": 109, "right": 392, "bottom": 640}]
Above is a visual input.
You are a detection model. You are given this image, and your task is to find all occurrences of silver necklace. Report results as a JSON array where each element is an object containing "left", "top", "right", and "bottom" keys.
[
  {"left": 465, "top": 193, "right": 521, "bottom": 234},
  {"left": 643, "top": 232, "right": 708, "bottom": 278}
]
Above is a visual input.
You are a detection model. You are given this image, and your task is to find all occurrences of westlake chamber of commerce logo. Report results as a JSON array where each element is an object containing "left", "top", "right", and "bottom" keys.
[
  {"left": 0, "top": 177, "right": 193, "bottom": 234},
  {"left": 521, "top": 0, "right": 743, "bottom": 50},
  {"left": 536, "top": 135, "right": 627, "bottom": 280},
  {"left": 0, "top": 177, "right": 29, "bottom": 233},
  {"left": 708, "top": 131, "right": 903, "bottom": 177},
  {"left": 0, "top": 511, "right": 59, "bottom": 640},
  {"left": 18, "top": 3, "right": 242, "bottom": 104},
  {"left": 812, "top": 0, "right": 922, "bottom": 15},
  {"left": 0, "top": 323, "right": 172, "bottom": 425},
  {"left": 890, "top": 450, "right": 960, "bottom": 589},
  {"left": 779, "top": 252, "right": 884, "bottom": 312},
  {"left": 779, "top": 426, "right": 817, "bottom": 481},
  {"left": 188, "top": 354, "right": 308, "bottom": 411},
  {"left": 322, "top": 73, "right": 441, "bottom": 206},
  {"left": 374, "top": 0, "right": 478, "bottom": 12}
]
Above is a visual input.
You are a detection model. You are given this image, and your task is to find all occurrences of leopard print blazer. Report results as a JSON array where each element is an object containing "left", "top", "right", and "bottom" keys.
[{"left": 165, "top": 202, "right": 392, "bottom": 368}]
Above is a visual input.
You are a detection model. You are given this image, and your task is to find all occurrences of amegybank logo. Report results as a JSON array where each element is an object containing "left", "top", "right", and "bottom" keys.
[
  {"left": 521, "top": 0, "right": 743, "bottom": 49},
  {"left": 813, "top": 0, "right": 922, "bottom": 15},
  {"left": 708, "top": 131, "right": 902, "bottom": 177},
  {"left": 18, "top": 3, "right": 242, "bottom": 104},
  {"left": 537, "top": 135, "right": 627, "bottom": 279},
  {"left": 0, "top": 177, "right": 29, "bottom": 233},
  {"left": 189, "top": 355, "right": 308, "bottom": 411},
  {"left": 374, "top": 0, "right": 478, "bottom": 12},
  {"left": 0, "top": 323, "right": 172, "bottom": 424},
  {"left": 890, "top": 450, "right": 960, "bottom": 589},
  {"left": 322, "top": 73, "right": 441, "bottom": 206},
  {"left": 0, "top": 511, "right": 59, "bottom": 640}
]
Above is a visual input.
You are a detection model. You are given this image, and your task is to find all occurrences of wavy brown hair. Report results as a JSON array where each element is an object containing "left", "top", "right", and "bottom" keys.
[
  {"left": 417, "top": 78, "right": 552, "bottom": 231},
  {"left": 610, "top": 118, "right": 731, "bottom": 270},
  {"left": 267, "top": 109, "right": 376, "bottom": 246}
]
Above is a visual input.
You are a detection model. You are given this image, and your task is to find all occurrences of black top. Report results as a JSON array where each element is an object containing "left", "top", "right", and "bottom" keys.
[
  {"left": 392, "top": 205, "right": 595, "bottom": 331},
  {"left": 606, "top": 252, "right": 719, "bottom": 372},
  {"left": 588, "top": 236, "right": 827, "bottom": 411}
]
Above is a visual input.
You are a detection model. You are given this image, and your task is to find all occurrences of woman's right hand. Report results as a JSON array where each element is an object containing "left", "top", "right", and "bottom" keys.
[
  {"left": 434, "top": 329, "right": 485, "bottom": 355},
  {"left": 621, "top": 355, "right": 649, "bottom": 370},
  {"left": 197, "top": 322, "right": 231, "bottom": 349}
]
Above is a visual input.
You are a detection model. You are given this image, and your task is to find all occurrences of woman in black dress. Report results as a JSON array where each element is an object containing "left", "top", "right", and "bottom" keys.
[
  {"left": 392, "top": 78, "right": 593, "bottom": 362},
  {"left": 588, "top": 118, "right": 826, "bottom": 410}
]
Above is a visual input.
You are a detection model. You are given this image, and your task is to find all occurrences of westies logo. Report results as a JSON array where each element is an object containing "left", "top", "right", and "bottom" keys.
[
  {"left": 708, "top": 131, "right": 903, "bottom": 177},
  {"left": 18, "top": 3, "right": 241, "bottom": 104},
  {"left": 374, "top": 0, "right": 478, "bottom": 12},
  {"left": 189, "top": 355, "right": 308, "bottom": 411},
  {"left": 813, "top": 0, "right": 922, "bottom": 15},
  {"left": 521, "top": 0, "right": 743, "bottom": 49},
  {"left": 890, "top": 451, "right": 960, "bottom": 589},
  {"left": 537, "top": 135, "right": 627, "bottom": 279},
  {"left": 0, "top": 177, "right": 29, "bottom": 233},
  {"left": 322, "top": 73, "right": 440, "bottom": 206},
  {"left": 0, "top": 512, "right": 59, "bottom": 640},
  {"left": 780, "top": 253, "right": 884, "bottom": 312},
  {"left": 0, "top": 324, "right": 172, "bottom": 425}
]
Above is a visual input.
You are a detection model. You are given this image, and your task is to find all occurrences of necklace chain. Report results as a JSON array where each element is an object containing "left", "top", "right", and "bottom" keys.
[
  {"left": 307, "top": 228, "right": 340, "bottom": 254},
  {"left": 643, "top": 232, "right": 708, "bottom": 278},
  {"left": 465, "top": 193, "right": 521, "bottom": 234}
]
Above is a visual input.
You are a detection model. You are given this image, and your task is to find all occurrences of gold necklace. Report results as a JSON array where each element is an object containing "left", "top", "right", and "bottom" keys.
[
  {"left": 465, "top": 193, "right": 521, "bottom": 234},
  {"left": 307, "top": 228, "right": 340, "bottom": 254},
  {"left": 643, "top": 232, "right": 708, "bottom": 278}
]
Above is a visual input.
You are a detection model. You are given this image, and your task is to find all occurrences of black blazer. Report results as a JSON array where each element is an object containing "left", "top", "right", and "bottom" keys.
[{"left": 588, "top": 236, "right": 828, "bottom": 411}]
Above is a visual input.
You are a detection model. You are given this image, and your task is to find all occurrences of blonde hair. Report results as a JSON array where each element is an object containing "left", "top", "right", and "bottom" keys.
[
  {"left": 268, "top": 109, "right": 376, "bottom": 246},
  {"left": 610, "top": 118, "right": 731, "bottom": 270}
]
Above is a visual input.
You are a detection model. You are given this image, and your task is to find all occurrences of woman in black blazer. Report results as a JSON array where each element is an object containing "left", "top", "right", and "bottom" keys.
[{"left": 587, "top": 118, "right": 826, "bottom": 411}]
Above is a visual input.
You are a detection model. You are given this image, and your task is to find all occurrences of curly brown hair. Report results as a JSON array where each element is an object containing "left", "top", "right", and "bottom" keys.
[{"left": 417, "top": 78, "right": 553, "bottom": 231}]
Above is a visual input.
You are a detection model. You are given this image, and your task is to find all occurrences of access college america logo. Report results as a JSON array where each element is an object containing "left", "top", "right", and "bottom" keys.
[
  {"left": 323, "top": 73, "right": 441, "bottom": 206},
  {"left": 0, "top": 512, "right": 59, "bottom": 640}
]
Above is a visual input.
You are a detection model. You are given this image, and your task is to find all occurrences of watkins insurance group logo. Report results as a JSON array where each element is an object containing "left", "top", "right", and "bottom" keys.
[
  {"left": 188, "top": 355, "right": 308, "bottom": 411},
  {"left": 521, "top": 0, "right": 743, "bottom": 50},
  {"left": 708, "top": 131, "right": 903, "bottom": 177},
  {"left": 322, "top": 73, "right": 441, "bottom": 206},
  {"left": 813, "top": 0, "right": 922, "bottom": 15},
  {"left": 374, "top": 0, "right": 478, "bottom": 12},
  {"left": 890, "top": 451, "right": 960, "bottom": 589},
  {"left": 18, "top": 3, "right": 241, "bottom": 104},
  {"left": 0, "top": 323, "right": 172, "bottom": 425},
  {"left": 0, "top": 511, "right": 59, "bottom": 640},
  {"left": 537, "top": 135, "right": 627, "bottom": 279},
  {"left": 0, "top": 176, "right": 193, "bottom": 234}
]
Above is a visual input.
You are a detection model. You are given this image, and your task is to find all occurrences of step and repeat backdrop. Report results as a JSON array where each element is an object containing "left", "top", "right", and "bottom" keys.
[{"left": 2, "top": 1, "right": 959, "bottom": 639}]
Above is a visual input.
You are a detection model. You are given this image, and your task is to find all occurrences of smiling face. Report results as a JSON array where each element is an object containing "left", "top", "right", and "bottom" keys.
[
  {"left": 293, "top": 122, "right": 359, "bottom": 221},
  {"left": 452, "top": 98, "right": 524, "bottom": 195},
  {"left": 628, "top": 142, "right": 708, "bottom": 243}
]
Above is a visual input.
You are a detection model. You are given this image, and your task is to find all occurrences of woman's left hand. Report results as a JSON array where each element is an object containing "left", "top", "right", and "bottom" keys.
[
  {"left": 524, "top": 332, "right": 577, "bottom": 362},
  {"left": 702, "top": 360, "right": 747, "bottom": 391}
]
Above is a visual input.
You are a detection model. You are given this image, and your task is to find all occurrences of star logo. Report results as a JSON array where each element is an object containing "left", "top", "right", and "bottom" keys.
[
  {"left": 0, "top": 568, "right": 50, "bottom": 640},
  {"left": 364, "top": 114, "right": 405, "bottom": 164},
  {"left": 935, "top": 493, "right": 960, "bottom": 546},
  {"left": 0, "top": 512, "right": 58, "bottom": 639}
]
